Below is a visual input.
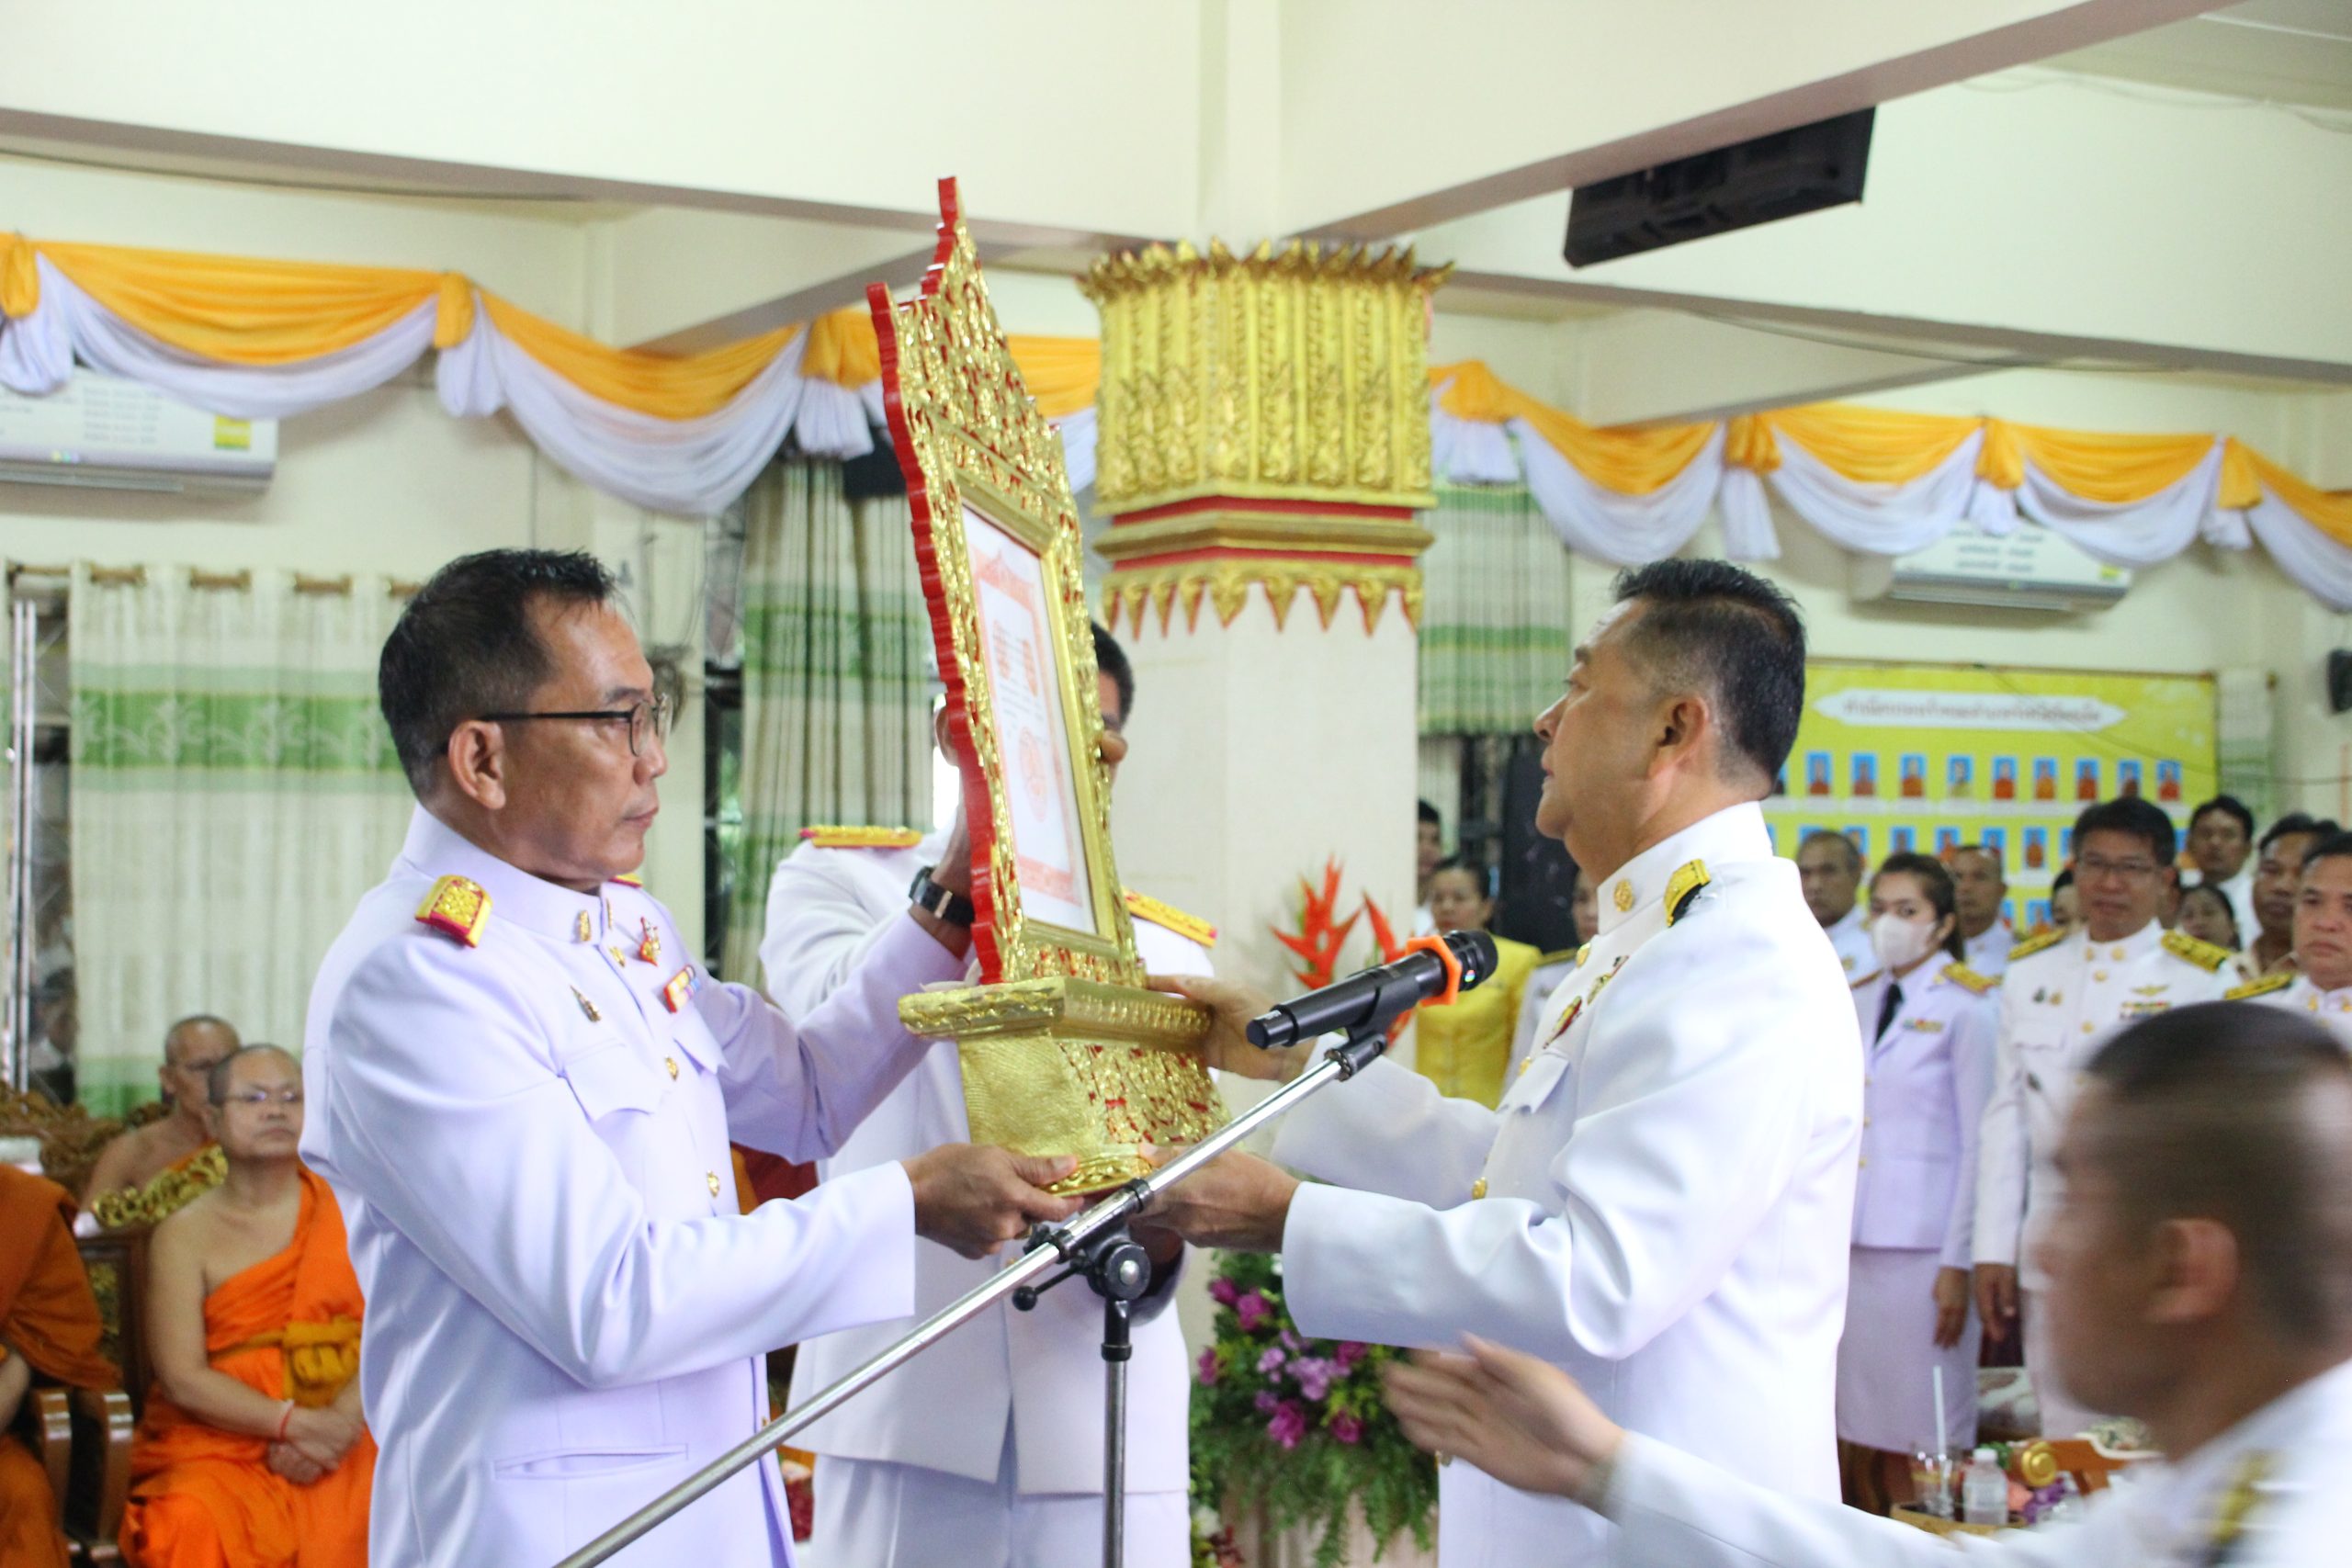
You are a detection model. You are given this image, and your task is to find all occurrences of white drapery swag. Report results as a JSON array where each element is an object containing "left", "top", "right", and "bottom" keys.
[
  {"left": 1429, "top": 394, "right": 2346, "bottom": 608},
  {"left": 0, "top": 260, "right": 891, "bottom": 517},
  {"left": 66, "top": 566, "right": 414, "bottom": 1115}
]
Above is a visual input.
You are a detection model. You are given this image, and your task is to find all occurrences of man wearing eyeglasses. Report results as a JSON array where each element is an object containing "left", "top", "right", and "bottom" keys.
[
  {"left": 1973, "top": 795, "right": 2230, "bottom": 1439},
  {"left": 125, "top": 1043, "right": 376, "bottom": 1568},
  {"left": 301, "top": 549, "right": 1082, "bottom": 1568}
]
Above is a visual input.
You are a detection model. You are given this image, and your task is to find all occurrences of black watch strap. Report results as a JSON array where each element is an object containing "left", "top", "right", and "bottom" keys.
[{"left": 909, "top": 864, "right": 976, "bottom": 927}]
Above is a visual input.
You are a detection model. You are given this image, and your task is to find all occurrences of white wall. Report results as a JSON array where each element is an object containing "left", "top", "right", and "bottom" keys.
[{"left": 0, "top": 155, "right": 724, "bottom": 947}]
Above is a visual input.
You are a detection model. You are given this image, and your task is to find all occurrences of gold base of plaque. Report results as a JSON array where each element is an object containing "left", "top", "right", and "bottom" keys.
[{"left": 899, "top": 978, "right": 1224, "bottom": 1195}]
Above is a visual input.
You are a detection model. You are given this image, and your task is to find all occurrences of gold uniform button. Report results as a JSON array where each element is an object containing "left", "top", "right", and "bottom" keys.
[
  {"left": 1518, "top": 1058, "right": 1532, "bottom": 1077},
  {"left": 706, "top": 1171, "right": 722, "bottom": 1198},
  {"left": 1859, "top": 1156, "right": 1868, "bottom": 1168},
  {"left": 1470, "top": 1179, "right": 1488, "bottom": 1200},
  {"left": 2082, "top": 1021, "right": 2096, "bottom": 1033},
  {"left": 665, "top": 1056, "right": 679, "bottom": 1080}
]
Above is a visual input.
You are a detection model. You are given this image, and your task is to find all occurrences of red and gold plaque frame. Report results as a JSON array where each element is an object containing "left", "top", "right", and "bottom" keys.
[{"left": 873, "top": 180, "right": 1219, "bottom": 1191}]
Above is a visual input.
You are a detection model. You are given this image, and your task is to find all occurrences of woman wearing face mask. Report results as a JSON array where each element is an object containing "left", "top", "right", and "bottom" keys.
[{"left": 1837, "top": 852, "right": 1998, "bottom": 1513}]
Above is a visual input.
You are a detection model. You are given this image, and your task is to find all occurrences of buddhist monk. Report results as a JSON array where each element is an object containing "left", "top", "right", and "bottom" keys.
[
  {"left": 123, "top": 1045, "right": 372, "bottom": 1568},
  {"left": 0, "top": 1161, "right": 120, "bottom": 1568},
  {"left": 82, "top": 1017, "right": 241, "bottom": 1210}
]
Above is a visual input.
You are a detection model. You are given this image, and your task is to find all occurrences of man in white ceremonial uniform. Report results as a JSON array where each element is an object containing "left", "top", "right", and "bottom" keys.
[
  {"left": 1801, "top": 829, "right": 1875, "bottom": 982},
  {"left": 1144, "top": 560, "right": 1861, "bottom": 1567},
  {"left": 1951, "top": 844, "right": 2013, "bottom": 980},
  {"left": 2228, "top": 828, "right": 2352, "bottom": 1050},
  {"left": 301, "top": 550, "right": 1082, "bottom": 1568},
  {"left": 1973, "top": 795, "right": 2231, "bottom": 1441},
  {"left": 1385, "top": 999, "right": 2352, "bottom": 1568},
  {"left": 1839, "top": 852, "right": 1998, "bottom": 1478},
  {"left": 760, "top": 626, "right": 1209, "bottom": 1568}
]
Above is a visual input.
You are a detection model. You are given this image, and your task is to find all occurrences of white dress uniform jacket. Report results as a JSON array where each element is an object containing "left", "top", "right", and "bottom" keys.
[
  {"left": 1272, "top": 803, "right": 1861, "bottom": 1568},
  {"left": 1600, "top": 1357, "right": 2352, "bottom": 1568},
  {"left": 2227, "top": 969, "right": 2352, "bottom": 1050},
  {"left": 1963, "top": 921, "right": 2013, "bottom": 979},
  {"left": 760, "top": 830, "right": 1206, "bottom": 1499},
  {"left": 1973, "top": 921, "right": 2231, "bottom": 1292},
  {"left": 1839, "top": 961, "right": 1997, "bottom": 1453},
  {"left": 302, "top": 807, "right": 959, "bottom": 1568},
  {"left": 1508, "top": 952, "right": 1578, "bottom": 1079},
  {"left": 1825, "top": 904, "right": 1875, "bottom": 983}
]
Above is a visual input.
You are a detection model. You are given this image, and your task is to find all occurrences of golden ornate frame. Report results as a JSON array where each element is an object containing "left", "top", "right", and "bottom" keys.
[{"left": 871, "top": 181, "right": 1220, "bottom": 1190}]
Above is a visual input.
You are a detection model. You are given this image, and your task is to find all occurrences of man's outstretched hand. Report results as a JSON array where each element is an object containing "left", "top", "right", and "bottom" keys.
[
  {"left": 1382, "top": 1337, "right": 1625, "bottom": 1505},
  {"left": 1146, "top": 973, "right": 1315, "bottom": 1082},
  {"left": 902, "top": 1145, "right": 1084, "bottom": 1259}
]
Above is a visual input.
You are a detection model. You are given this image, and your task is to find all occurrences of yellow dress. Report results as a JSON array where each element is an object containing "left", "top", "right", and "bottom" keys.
[{"left": 1408, "top": 934, "right": 1542, "bottom": 1108}]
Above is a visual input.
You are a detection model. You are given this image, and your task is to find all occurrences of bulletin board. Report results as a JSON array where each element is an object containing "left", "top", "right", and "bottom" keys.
[{"left": 1764, "top": 661, "right": 2219, "bottom": 931}]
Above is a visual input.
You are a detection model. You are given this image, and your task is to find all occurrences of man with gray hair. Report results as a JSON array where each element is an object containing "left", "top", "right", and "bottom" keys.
[
  {"left": 80, "top": 1014, "right": 241, "bottom": 1208},
  {"left": 1799, "top": 829, "right": 1872, "bottom": 981}
]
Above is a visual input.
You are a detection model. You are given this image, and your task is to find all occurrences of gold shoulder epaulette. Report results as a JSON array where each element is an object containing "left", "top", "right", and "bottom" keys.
[
  {"left": 2008, "top": 929, "right": 2064, "bottom": 963},
  {"left": 2224, "top": 971, "right": 2292, "bottom": 1001},
  {"left": 2163, "top": 930, "right": 2231, "bottom": 973},
  {"left": 1941, "top": 962, "right": 1999, "bottom": 996},
  {"left": 1663, "top": 860, "right": 1711, "bottom": 926},
  {"left": 1850, "top": 967, "right": 1884, "bottom": 991},
  {"left": 800, "top": 825, "right": 924, "bottom": 851},
  {"left": 414, "top": 874, "right": 492, "bottom": 947},
  {"left": 610, "top": 873, "right": 644, "bottom": 888},
  {"left": 1124, "top": 889, "right": 1217, "bottom": 948}
]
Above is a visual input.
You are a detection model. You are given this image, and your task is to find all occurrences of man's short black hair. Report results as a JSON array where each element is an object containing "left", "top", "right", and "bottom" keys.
[
  {"left": 2073, "top": 795, "right": 2179, "bottom": 866},
  {"left": 2299, "top": 829, "right": 2352, "bottom": 876},
  {"left": 1091, "top": 622, "right": 1135, "bottom": 726},
  {"left": 2087, "top": 1002, "right": 2352, "bottom": 1347},
  {"left": 2261, "top": 810, "right": 2342, "bottom": 855},
  {"left": 2188, "top": 795, "right": 2256, "bottom": 842},
  {"left": 1611, "top": 559, "right": 1806, "bottom": 784},
  {"left": 1797, "top": 829, "right": 1863, "bottom": 876},
  {"left": 379, "top": 549, "right": 618, "bottom": 796},
  {"left": 1418, "top": 799, "right": 1442, "bottom": 829}
]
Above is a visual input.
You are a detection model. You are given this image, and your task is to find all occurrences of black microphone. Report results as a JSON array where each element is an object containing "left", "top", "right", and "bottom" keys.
[{"left": 1246, "top": 929, "right": 1501, "bottom": 1050}]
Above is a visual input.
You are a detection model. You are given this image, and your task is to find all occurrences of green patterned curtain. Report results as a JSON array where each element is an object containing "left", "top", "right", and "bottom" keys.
[
  {"left": 68, "top": 566, "right": 413, "bottom": 1114},
  {"left": 721, "top": 461, "right": 934, "bottom": 989},
  {"left": 1418, "top": 484, "right": 1575, "bottom": 735}
]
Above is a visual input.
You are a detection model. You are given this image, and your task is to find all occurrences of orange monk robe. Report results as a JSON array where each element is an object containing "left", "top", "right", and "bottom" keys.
[
  {"left": 0, "top": 1165, "right": 120, "bottom": 1568},
  {"left": 122, "top": 1168, "right": 374, "bottom": 1568}
]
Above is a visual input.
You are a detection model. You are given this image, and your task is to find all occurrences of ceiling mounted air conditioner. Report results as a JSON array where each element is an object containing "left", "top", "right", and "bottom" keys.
[
  {"left": 0, "top": 371, "right": 277, "bottom": 496},
  {"left": 1851, "top": 524, "right": 2130, "bottom": 614}
]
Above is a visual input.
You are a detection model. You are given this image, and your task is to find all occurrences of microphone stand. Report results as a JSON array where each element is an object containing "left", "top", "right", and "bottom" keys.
[{"left": 552, "top": 1005, "right": 1411, "bottom": 1568}]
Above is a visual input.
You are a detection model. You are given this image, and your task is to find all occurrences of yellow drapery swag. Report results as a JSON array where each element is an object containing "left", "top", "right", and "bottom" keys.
[
  {"left": 1430, "top": 358, "right": 1715, "bottom": 495},
  {"left": 3, "top": 232, "right": 2343, "bottom": 539}
]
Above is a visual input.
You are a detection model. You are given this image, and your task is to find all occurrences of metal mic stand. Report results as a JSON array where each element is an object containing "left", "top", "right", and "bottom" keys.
[{"left": 552, "top": 1003, "right": 1411, "bottom": 1568}]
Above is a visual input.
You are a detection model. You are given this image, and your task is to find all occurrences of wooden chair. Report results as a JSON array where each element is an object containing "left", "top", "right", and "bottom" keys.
[
  {"left": 10, "top": 1386, "right": 74, "bottom": 1531},
  {"left": 63, "top": 1389, "right": 134, "bottom": 1566}
]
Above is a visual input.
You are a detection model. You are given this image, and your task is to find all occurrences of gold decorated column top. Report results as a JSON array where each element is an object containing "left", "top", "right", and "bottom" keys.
[{"left": 1081, "top": 240, "right": 1450, "bottom": 514}]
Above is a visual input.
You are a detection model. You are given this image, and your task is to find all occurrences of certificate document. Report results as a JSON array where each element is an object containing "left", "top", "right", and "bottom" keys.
[{"left": 965, "top": 502, "right": 1099, "bottom": 936}]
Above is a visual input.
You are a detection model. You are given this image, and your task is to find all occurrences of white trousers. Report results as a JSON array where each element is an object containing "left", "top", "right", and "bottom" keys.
[
  {"left": 802, "top": 1442, "right": 1188, "bottom": 1568},
  {"left": 2022, "top": 1289, "right": 2110, "bottom": 1439}
]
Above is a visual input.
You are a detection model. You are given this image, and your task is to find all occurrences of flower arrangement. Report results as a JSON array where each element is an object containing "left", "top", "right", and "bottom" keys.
[{"left": 1190, "top": 1251, "right": 1436, "bottom": 1567}]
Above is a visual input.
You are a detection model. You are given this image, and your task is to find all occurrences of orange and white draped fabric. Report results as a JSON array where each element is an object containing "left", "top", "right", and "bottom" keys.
[{"left": 121, "top": 1169, "right": 374, "bottom": 1568}]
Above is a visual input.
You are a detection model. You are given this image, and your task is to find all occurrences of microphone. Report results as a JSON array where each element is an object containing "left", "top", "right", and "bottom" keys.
[{"left": 1246, "top": 930, "right": 1501, "bottom": 1050}]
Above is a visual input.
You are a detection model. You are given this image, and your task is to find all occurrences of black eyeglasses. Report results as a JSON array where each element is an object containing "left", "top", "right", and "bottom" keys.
[{"left": 477, "top": 694, "right": 673, "bottom": 756}]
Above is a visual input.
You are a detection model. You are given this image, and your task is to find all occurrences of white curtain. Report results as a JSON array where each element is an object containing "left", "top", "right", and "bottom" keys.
[{"left": 67, "top": 566, "right": 414, "bottom": 1114}]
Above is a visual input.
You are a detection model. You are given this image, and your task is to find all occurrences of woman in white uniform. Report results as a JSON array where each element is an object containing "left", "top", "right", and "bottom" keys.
[{"left": 1839, "top": 852, "right": 1997, "bottom": 1508}]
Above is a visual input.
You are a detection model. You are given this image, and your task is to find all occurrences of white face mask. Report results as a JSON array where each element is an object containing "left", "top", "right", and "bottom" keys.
[{"left": 1871, "top": 911, "right": 1939, "bottom": 973}]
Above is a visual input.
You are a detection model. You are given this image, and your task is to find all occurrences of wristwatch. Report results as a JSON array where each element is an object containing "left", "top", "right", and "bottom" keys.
[{"left": 909, "top": 864, "right": 977, "bottom": 927}]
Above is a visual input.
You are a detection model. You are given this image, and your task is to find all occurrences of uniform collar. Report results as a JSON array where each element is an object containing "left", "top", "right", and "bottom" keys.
[
  {"left": 398, "top": 806, "right": 608, "bottom": 942},
  {"left": 1592, "top": 802, "right": 1770, "bottom": 939},
  {"left": 1827, "top": 904, "right": 1867, "bottom": 943},
  {"left": 2148, "top": 1358, "right": 2352, "bottom": 1543},
  {"left": 2081, "top": 918, "right": 2162, "bottom": 966},
  {"left": 2301, "top": 974, "right": 2352, "bottom": 1012}
]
